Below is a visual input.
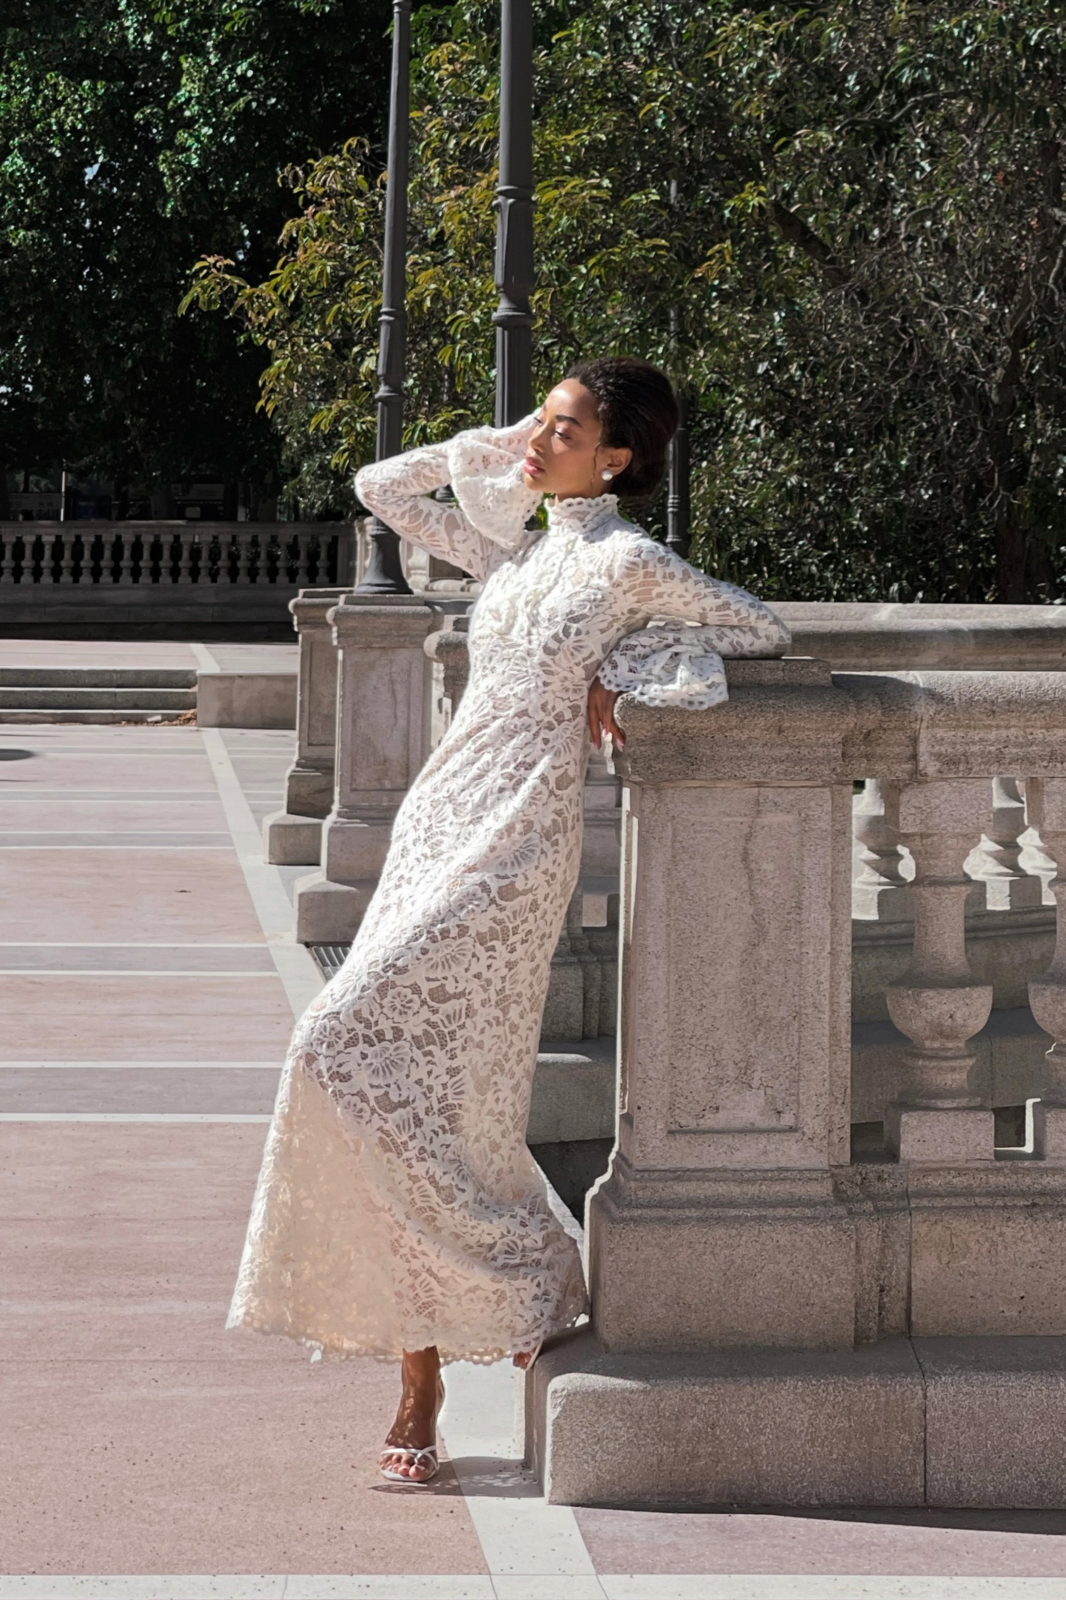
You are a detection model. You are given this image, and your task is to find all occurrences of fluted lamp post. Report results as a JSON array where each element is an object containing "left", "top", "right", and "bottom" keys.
[
  {"left": 494, "top": 0, "right": 535, "bottom": 426},
  {"left": 356, "top": 0, "right": 414, "bottom": 594}
]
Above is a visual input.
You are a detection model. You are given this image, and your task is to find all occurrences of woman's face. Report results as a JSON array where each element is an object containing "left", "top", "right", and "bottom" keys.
[{"left": 521, "top": 380, "right": 632, "bottom": 499}]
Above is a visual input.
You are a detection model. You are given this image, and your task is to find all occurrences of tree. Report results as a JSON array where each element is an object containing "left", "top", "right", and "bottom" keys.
[
  {"left": 0, "top": 0, "right": 395, "bottom": 512},
  {"left": 187, "top": 1, "right": 1066, "bottom": 599}
]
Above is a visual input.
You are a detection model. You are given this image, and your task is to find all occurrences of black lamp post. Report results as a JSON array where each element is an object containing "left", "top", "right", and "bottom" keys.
[
  {"left": 493, "top": 0, "right": 535, "bottom": 426},
  {"left": 356, "top": 0, "right": 413, "bottom": 594},
  {"left": 665, "top": 176, "right": 691, "bottom": 559}
]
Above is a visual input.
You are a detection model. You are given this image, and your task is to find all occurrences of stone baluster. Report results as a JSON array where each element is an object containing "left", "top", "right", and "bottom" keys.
[
  {"left": 293, "top": 532, "right": 312, "bottom": 587},
  {"left": 852, "top": 778, "right": 913, "bottom": 920},
  {"left": 176, "top": 530, "right": 196, "bottom": 585},
  {"left": 263, "top": 587, "right": 349, "bottom": 866},
  {"left": 57, "top": 530, "right": 75, "bottom": 584},
  {"left": 1024, "top": 778, "right": 1066, "bottom": 1157},
  {"left": 294, "top": 595, "right": 440, "bottom": 944},
  {"left": 227, "top": 530, "right": 246, "bottom": 583},
  {"left": 971, "top": 776, "right": 1043, "bottom": 909},
  {"left": 117, "top": 530, "right": 135, "bottom": 585},
  {"left": 884, "top": 779, "right": 995, "bottom": 1161},
  {"left": 0, "top": 532, "right": 13, "bottom": 584}
]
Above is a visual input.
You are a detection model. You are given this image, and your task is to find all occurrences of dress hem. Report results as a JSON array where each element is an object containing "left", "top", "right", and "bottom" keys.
[{"left": 224, "top": 1301, "right": 590, "bottom": 1367}]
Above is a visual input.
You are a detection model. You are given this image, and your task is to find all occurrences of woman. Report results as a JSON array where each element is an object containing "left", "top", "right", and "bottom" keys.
[{"left": 227, "top": 357, "right": 790, "bottom": 1483}]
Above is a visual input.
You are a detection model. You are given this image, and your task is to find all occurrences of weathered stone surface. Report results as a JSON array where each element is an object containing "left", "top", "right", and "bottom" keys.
[
  {"left": 917, "top": 1335, "right": 1066, "bottom": 1507},
  {"left": 909, "top": 1165, "right": 1066, "bottom": 1336},
  {"left": 777, "top": 601, "right": 1066, "bottom": 671},
  {"left": 294, "top": 597, "right": 438, "bottom": 944},
  {"left": 529, "top": 1329, "right": 926, "bottom": 1507}
]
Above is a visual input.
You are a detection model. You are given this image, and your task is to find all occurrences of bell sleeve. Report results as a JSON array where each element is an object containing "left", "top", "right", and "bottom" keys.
[
  {"left": 597, "top": 543, "right": 791, "bottom": 710},
  {"left": 354, "top": 416, "right": 541, "bottom": 583}
]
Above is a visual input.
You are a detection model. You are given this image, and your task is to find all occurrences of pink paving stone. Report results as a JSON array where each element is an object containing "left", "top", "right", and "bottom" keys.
[
  {"left": 0, "top": 1124, "right": 274, "bottom": 1220},
  {"left": 0, "top": 975, "right": 295, "bottom": 1057},
  {"left": 0, "top": 1359, "right": 483, "bottom": 1574},
  {"left": 0, "top": 852, "right": 267, "bottom": 942},
  {"left": 0, "top": 1122, "right": 484, "bottom": 1575},
  {"left": 0, "top": 797, "right": 230, "bottom": 829},
  {"left": 574, "top": 1506, "right": 1066, "bottom": 1578},
  {"left": 0, "top": 752, "right": 217, "bottom": 790}
]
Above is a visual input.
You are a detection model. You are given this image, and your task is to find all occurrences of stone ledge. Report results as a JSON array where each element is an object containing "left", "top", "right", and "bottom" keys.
[
  {"left": 527, "top": 1329, "right": 925, "bottom": 1507},
  {"left": 528, "top": 1328, "right": 1066, "bottom": 1509}
]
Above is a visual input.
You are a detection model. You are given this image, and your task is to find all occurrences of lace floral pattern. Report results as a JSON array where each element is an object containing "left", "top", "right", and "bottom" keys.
[{"left": 226, "top": 418, "right": 789, "bottom": 1366}]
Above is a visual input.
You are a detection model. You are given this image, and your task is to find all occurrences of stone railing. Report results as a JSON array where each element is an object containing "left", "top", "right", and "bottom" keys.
[
  {"left": 0, "top": 521, "right": 350, "bottom": 588},
  {"left": 527, "top": 661, "right": 1066, "bottom": 1512}
]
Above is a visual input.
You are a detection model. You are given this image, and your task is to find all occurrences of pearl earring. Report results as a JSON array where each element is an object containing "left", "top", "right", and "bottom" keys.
[{"left": 601, "top": 470, "right": 614, "bottom": 481}]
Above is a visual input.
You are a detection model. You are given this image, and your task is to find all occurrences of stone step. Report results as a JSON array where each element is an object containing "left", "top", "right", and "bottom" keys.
[
  {"left": 0, "top": 686, "right": 196, "bottom": 710},
  {"left": 0, "top": 666, "right": 196, "bottom": 688},
  {"left": 0, "top": 708, "right": 195, "bottom": 724}
]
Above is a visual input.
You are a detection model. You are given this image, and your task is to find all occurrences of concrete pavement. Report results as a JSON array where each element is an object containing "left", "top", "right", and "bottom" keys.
[{"left": 3, "top": 720, "right": 1066, "bottom": 1597}]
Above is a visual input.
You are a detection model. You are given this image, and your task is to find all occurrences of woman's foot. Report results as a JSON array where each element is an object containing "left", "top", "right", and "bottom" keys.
[{"left": 380, "top": 1347, "right": 444, "bottom": 1484}]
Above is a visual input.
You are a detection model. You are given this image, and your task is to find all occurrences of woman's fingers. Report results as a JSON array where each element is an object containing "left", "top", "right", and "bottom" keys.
[{"left": 587, "top": 679, "right": 623, "bottom": 752}]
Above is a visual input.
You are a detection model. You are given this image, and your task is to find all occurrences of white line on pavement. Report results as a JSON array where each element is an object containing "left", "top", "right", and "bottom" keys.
[
  {"left": 200, "top": 727, "right": 322, "bottom": 1017},
  {"left": 439, "top": 1359, "right": 604, "bottom": 1592},
  {"left": 0, "top": 1577, "right": 1063, "bottom": 1600}
]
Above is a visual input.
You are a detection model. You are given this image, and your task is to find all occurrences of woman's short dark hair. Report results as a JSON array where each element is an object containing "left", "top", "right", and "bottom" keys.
[{"left": 565, "top": 356, "right": 679, "bottom": 497}]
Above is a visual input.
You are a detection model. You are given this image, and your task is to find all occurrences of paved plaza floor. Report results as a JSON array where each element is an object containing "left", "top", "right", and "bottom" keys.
[{"left": 2, "top": 708, "right": 1066, "bottom": 1598}]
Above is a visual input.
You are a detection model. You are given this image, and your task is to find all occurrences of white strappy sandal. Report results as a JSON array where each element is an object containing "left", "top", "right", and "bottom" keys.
[{"left": 378, "top": 1443, "right": 439, "bottom": 1484}]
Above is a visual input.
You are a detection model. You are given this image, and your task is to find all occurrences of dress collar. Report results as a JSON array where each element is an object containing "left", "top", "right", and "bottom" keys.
[{"left": 545, "top": 493, "right": 620, "bottom": 538}]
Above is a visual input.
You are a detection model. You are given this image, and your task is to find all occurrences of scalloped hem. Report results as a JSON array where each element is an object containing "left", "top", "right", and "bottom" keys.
[{"left": 225, "top": 1300, "right": 590, "bottom": 1368}]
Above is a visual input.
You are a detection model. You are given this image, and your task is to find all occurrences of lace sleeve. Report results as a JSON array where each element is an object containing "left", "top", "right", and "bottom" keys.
[
  {"left": 354, "top": 416, "right": 542, "bottom": 583},
  {"left": 354, "top": 443, "right": 500, "bottom": 582},
  {"left": 598, "top": 543, "right": 790, "bottom": 710}
]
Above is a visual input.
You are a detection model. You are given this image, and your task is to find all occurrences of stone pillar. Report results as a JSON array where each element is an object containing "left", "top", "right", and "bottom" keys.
[
  {"left": 1026, "top": 778, "right": 1066, "bottom": 1158},
  {"left": 294, "top": 595, "right": 439, "bottom": 944},
  {"left": 263, "top": 587, "right": 348, "bottom": 866},
  {"left": 587, "top": 659, "right": 857, "bottom": 1352},
  {"left": 884, "top": 780, "right": 995, "bottom": 1162}
]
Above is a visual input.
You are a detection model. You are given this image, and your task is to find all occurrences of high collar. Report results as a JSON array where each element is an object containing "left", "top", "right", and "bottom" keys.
[{"left": 545, "top": 493, "right": 621, "bottom": 537}]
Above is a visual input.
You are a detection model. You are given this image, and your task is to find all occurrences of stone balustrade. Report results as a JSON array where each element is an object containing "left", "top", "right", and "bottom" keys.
[
  {"left": 0, "top": 521, "right": 349, "bottom": 588},
  {"left": 527, "top": 662, "right": 1066, "bottom": 1511}
]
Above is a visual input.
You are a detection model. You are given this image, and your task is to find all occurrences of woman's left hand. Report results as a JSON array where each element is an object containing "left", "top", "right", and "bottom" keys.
[{"left": 587, "top": 677, "right": 625, "bottom": 751}]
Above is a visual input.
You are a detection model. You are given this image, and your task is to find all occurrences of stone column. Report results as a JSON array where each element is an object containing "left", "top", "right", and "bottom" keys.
[
  {"left": 294, "top": 595, "right": 439, "bottom": 944},
  {"left": 263, "top": 587, "right": 348, "bottom": 866},
  {"left": 587, "top": 659, "right": 857, "bottom": 1352},
  {"left": 884, "top": 780, "right": 995, "bottom": 1162},
  {"left": 1026, "top": 777, "right": 1066, "bottom": 1158}
]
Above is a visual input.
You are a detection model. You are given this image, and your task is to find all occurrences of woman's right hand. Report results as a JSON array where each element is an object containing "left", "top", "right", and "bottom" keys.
[{"left": 587, "top": 677, "right": 625, "bottom": 751}]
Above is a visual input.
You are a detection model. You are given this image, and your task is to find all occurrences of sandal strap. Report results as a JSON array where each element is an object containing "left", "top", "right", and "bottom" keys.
[{"left": 381, "top": 1445, "right": 438, "bottom": 1464}]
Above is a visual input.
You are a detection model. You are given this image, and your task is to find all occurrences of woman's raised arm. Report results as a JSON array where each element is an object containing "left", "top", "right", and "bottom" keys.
[{"left": 354, "top": 416, "right": 541, "bottom": 583}]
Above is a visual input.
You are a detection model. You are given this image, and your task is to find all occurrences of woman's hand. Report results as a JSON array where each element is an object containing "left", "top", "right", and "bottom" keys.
[{"left": 587, "top": 677, "right": 625, "bottom": 751}]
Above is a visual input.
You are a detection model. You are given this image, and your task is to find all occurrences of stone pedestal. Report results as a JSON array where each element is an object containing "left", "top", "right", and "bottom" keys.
[
  {"left": 586, "top": 666, "right": 857, "bottom": 1353},
  {"left": 264, "top": 587, "right": 347, "bottom": 866},
  {"left": 294, "top": 596, "right": 439, "bottom": 944}
]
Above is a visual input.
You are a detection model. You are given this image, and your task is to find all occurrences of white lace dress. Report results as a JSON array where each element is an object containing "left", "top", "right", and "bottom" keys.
[{"left": 226, "top": 416, "right": 790, "bottom": 1365}]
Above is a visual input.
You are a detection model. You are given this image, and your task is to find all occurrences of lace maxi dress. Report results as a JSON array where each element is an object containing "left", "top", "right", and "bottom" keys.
[{"left": 226, "top": 416, "right": 790, "bottom": 1365}]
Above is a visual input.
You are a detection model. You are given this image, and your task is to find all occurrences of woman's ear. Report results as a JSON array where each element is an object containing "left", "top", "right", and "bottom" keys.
[{"left": 603, "top": 446, "right": 632, "bottom": 480}]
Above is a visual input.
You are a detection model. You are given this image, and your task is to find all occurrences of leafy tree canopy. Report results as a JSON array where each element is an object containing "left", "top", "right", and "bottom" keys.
[
  {"left": 188, "top": 0, "right": 1066, "bottom": 599},
  {"left": 0, "top": 0, "right": 394, "bottom": 507}
]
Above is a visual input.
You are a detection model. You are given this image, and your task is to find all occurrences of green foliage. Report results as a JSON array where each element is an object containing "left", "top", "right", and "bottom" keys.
[
  {"left": 188, "top": 1, "right": 1066, "bottom": 598},
  {"left": 0, "top": 0, "right": 394, "bottom": 505}
]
